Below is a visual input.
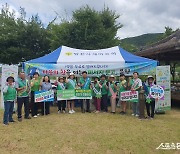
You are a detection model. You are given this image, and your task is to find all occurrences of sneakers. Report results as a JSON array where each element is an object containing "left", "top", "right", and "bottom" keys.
[
  {"left": 95, "top": 111, "right": 100, "bottom": 113},
  {"left": 135, "top": 114, "right": 139, "bottom": 117},
  {"left": 3, "top": 123, "right": 9, "bottom": 126},
  {"left": 69, "top": 110, "right": 73, "bottom": 114},
  {"left": 25, "top": 116, "right": 31, "bottom": 119},
  {"left": 58, "top": 110, "right": 61, "bottom": 114},
  {"left": 18, "top": 118, "right": 22, "bottom": 122},
  {"left": 131, "top": 113, "right": 135, "bottom": 116},
  {"left": 33, "top": 115, "right": 37, "bottom": 118},
  {"left": 62, "top": 110, "right": 66, "bottom": 114},
  {"left": 120, "top": 111, "right": 126, "bottom": 115},
  {"left": 71, "top": 110, "right": 75, "bottom": 113},
  {"left": 9, "top": 120, "right": 16, "bottom": 123}
]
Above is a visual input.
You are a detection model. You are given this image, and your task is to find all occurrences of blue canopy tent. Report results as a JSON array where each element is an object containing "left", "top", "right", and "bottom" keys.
[{"left": 24, "top": 46, "right": 158, "bottom": 76}]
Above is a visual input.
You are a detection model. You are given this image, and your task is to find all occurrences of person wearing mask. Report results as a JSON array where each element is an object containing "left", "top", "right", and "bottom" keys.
[
  {"left": 65, "top": 73, "right": 77, "bottom": 114},
  {"left": 3, "top": 76, "right": 16, "bottom": 125},
  {"left": 30, "top": 72, "right": 42, "bottom": 118},
  {"left": 99, "top": 75, "right": 108, "bottom": 112},
  {"left": 144, "top": 76, "right": 156, "bottom": 119},
  {"left": 91, "top": 77, "right": 102, "bottom": 113},
  {"left": 41, "top": 75, "right": 52, "bottom": 115},
  {"left": 129, "top": 72, "right": 142, "bottom": 117},
  {"left": 79, "top": 71, "right": 91, "bottom": 113},
  {"left": 118, "top": 74, "right": 127, "bottom": 115},
  {"left": 16, "top": 72, "right": 31, "bottom": 122},
  {"left": 56, "top": 76, "right": 66, "bottom": 113},
  {"left": 107, "top": 75, "right": 117, "bottom": 114}
]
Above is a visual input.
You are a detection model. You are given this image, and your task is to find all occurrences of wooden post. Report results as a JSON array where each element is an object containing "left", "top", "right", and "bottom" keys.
[{"left": 139, "top": 90, "right": 145, "bottom": 119}]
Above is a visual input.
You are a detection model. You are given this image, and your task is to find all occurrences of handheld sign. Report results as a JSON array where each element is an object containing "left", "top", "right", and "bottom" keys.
[
  {"left": 120, "top": 90, "right": 138, "bottom": 101},
  {"left": 150, "top": 85, "right": 164, "bottom": 100},
  {"left": 35, "top": 90, "right": 54, "bottom": 102}
]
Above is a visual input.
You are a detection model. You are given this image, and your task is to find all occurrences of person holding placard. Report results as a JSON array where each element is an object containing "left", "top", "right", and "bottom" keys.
[
  {"left": 16, "top": 72, "right": 31, "bottom": 122},
  {"left": 56, "top": 76, "right": 66, "bottom": 113},
  {"left": 100, "top": 74, "right": 108, "bottom": 112},
  {"left": 91, "top": 77, "right": 102, "bottom": 113},
  {"left": 143, "top": 76, "right": 156, "bottom": 119},
  {"left": 65, "top": 72, "right": 77, "bottom": 114},
  {"left": 30, "top": 72, "right": 42, "bottom": 118},
  {"left": 3, "top": 76, "right": 16, "bottom": 125},
  {"left": 79, "top": 71, "right": 91, "bottom": 113},
  {"left": 107, "top": 75, "right": 117, "bottom": 114},
  {"left": 129, "top": 72, "right": 142, "bottom": 117},
  {"left": 41, "top": 75, "right": 52, "bottom": 115},
  {"left": 118, "top": 74, "right": 127, "bottom": 115}
]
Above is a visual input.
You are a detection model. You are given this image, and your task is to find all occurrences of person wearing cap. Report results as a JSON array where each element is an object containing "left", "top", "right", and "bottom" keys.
[
  {"left": 16, "top": 72, "right": 31, "bottom": 122},
  {"left": 118, "top": 74, "right": 127, "bottom": 115},
  {"left": 107, "top": 75, "right": 117, "bottom": 114},
  {"left": 65, "top": 72, "right": 77, "bottom": 114},
  {"left": 129, "top": 72, "right": 142, "bottom": 117},
  {"left": 30, "top": 72, "right": 42, "bottom": 118},
  {"left": 56, "top": 76, "right": 66, "bottom": 113},
  {"left": 79, "top": 71, "right": 91, "bottom": 113},
  {"left": 100, "top": 74, "right": 108, "bottom": 112},
  {"left": 3, "top": 76, "right": 17, "bottom": 125},
  {"left": 91, "top": 76, "right": 102, "bottom": 113},
  {"left": 143, "top": 75, "right": 156, "bottom": 119}
]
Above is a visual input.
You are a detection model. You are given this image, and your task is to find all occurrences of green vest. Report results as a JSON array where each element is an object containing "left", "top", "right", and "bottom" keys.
[
  {"left": 118, "top": 80, "right": 127, "bottom": 92},
  {"left": 66, "top": 79, "right": 76, "bottom": 90},
  {"left": 17, "top": 78, "right": 29, "bottom": 97},
  {"left": 79, "top": 78, "right": 91, "bottom": 90},
  {"left": 3, "top": 86, "right": 16, "bottom": 101},
  {"left": 57, "top": 82, "right": 66, "bottom": 90},
  {"left": 100, "top": 80, "right": 108, "bottom": 95},
  {"left": 92, "top": 83, "right": 102, "bottom": 98},
  {"left": 108, "top": 83, "right": 117, "bottom": 97}
]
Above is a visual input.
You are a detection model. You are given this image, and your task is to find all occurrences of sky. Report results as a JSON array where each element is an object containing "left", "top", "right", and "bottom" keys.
[{"left": 0, "top": 0, "right": 180, "bottom": 39}]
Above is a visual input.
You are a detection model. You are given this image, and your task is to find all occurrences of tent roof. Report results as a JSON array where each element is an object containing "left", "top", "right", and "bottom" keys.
[{"left": 26, "top": 46, "right": 157, "bottom": 64}]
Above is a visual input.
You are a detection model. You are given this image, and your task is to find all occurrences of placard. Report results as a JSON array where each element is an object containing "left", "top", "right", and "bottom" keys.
[
  {"left": 120, "top": 90, "right": 138, "bottom": 101},
  {"left": 34, "top": 90, "right": 54, "bottom": 102},
  {"left": 150, "top": 85, "right": 165, "bottom": 100}
]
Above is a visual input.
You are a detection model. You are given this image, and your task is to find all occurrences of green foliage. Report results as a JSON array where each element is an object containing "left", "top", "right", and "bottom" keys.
[{"left": 49, "top": 6, "right": 122, "bottom": 50}]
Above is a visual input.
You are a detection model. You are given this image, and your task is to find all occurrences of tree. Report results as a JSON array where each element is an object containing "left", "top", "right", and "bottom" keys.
[{"left": 49, "top": 6, "right": 122, "bottom": 50}]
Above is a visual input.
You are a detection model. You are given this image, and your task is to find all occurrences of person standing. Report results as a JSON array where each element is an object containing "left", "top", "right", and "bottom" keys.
[
  {"left": 91, "top": 77, "right": 102, "bottom": 113},
  {"left": 16, "top": 72, "right": 31, "bottom": 121},
  {"left": 66, "top": 73, "right": 77, "bottom": 114},
  {"left": 100, "top": 75, "right": 108, "bottom": 112},
  {"left": 129, "top": 72, "right": 142, "bottom": 117},
  {"left": 41, "top": 75, "right": 52, "bottom": 115},
  {"left": 3, "top": 77, "right": 16, "bottom": 125},
  {"left": 79, "top": 71, "right": 91, "bottom": 113},
  {"left": 30, "top": 72, "right": 41, "bottom": 118},
  {"left": 56, "top": 76, "right": 66, "bottom": 113},
  {"left": 144, "top": 76, "right": 156, "bottom": 119},
  {"left": 108, "top": 75, "right": 117, "bottom": 114},
  {"left": 118, "top": 74, "right": 127, "bottom": 115}
]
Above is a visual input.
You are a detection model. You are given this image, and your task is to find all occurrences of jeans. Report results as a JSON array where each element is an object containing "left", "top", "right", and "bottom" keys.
[
  {"left": 3, "top": 101, "right": 14, "bottom": 124},
  {"left": 31, "top": 91, "right": 38, "bottom": 116},
  {"left": 132, "top": 102, "right": 139, "bottom": 115},
  {"left": 17, "top": 96, "right": 30, "bottom": 118},
  {"left": 41, "top": 102, "right": 50, "bottom": 115},
  {"left": 81, "top": 99, "right": 90, "bottom": 112}
]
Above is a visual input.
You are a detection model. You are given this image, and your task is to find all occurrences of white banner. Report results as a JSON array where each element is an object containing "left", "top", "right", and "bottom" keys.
[
  {"left": 1, "top": 65, "right": 18, "bottom": 108},
  {"left": 120, "top": 91, "right": 139, "bottom": 101},
  {"left": 156, "top": 66, "right": 171, "bottom": 110}
]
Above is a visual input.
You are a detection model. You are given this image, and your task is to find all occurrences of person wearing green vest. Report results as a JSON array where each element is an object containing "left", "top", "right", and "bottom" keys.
[
  {"left": 56, "top": 76, "right": 66, "bottom": 113},
  {"left": 79, "top": 71, "right": 91, "bottom": 113},
  {"left": 16, "top": 72, "right": 31, "bottom": 121},
  {"left": 91, "top": 76, "right": 102, "bottom": 113},
  {"left": 129, "top": 72, "right": 142, "bottom": 117},
  {"left": 3, "top": 76, "right": 16, "bottom": 125},
  {"left": 30, "top": 72, "right": 42, "bottom": 118},
  {"left": 107, "top": 75, "right": 117, "bottom": 114},
  {"left": 65, "top": 73, "right": 77, "bottom": 114},
  {"left": 100, "top": 74, "right": 108, "bottom": 112},
  {"left": 144, "top": 76, "right": 156, "bottom": 119},
  {"left": 118, "top": 74, "right": 127, "bottom": 115}
]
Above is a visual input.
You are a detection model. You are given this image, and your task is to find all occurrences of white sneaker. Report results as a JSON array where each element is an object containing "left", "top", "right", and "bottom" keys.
[
  {"left": 33, "top": 115, "right": 37, "bottom": 118},
  {"left": 71, "top": 110, "right": 75, "bottom": 113},
  {"left": 135, "top": 114, "right": 139, "bottom": 117},
  {"left": 37, "top": 114, "right": 40, "bottom": 116},
  {"left": 58, "top": 110, "right": 61, "bottom": 114},
  {"left": 131, "top": 113, "right": 135, "bottom": 116},
  {"left": 69, "top": 110, "right": 73, "bottom": 114}
]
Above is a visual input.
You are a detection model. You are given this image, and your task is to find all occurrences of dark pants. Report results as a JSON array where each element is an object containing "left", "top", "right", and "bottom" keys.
[
  {"left": 57, "top": 100, "right": 66, "bottom": 111},
  {"left": 3, "top": 101, "right": 14, "bottom": 124},
  {"left": 81, "top": 99, "right": 90, "bottom": 112},
  {"left": 101, "top": 94, "right": 108, "bottom": 112},
  {"left": 31, "top": 91, "right": 38, "bottom": 116},
  {"left": 17, "top": 96, "right": 30, "bottom": 118},
  {"left": 41, "top": 102, "right": 50, "bottom": 115},
  {"left": 146, "top": 100, "right": 155, "bottom": 118}
]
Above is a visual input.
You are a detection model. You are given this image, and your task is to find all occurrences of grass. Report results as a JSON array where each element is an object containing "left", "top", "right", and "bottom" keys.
[{"left": 0, "top": 107, "right": 179, "bottom": 154}]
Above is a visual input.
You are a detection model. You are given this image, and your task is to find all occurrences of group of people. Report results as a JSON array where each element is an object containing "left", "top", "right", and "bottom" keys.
[{"left": 2, "top": 71, "right": 156, "bottom": 126}]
